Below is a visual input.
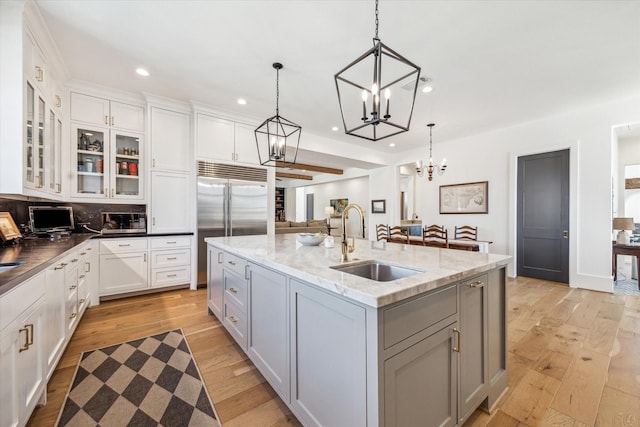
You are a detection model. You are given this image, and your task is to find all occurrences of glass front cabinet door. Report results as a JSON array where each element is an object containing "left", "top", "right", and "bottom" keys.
[
  {"left": 71, "top": 125, "right": 143, "bottom": 200},
  {"left": 24, "top": 82, "right": 46, "bottom": 191}
]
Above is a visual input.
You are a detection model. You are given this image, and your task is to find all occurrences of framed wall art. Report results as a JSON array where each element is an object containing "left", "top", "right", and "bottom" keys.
[
  {"left": 439, "top": 181, "right": 488, "bottom": 214},
  {"left": 0, "top": 212, "right": 22, "bottom": 241},
  {"left": 329, "top": 198, "right": 348, "bottom": 217},
  {"left": 371, "top": 199, "right": 386, "bottom": 214}
]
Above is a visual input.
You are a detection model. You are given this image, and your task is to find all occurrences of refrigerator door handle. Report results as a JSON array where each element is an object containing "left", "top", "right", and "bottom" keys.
[
  {"left": 228, "top": 184, "right": 233, "bottom": 236},
  {"left": 223, "top": 184, "right": 229, "bottom": 237}
]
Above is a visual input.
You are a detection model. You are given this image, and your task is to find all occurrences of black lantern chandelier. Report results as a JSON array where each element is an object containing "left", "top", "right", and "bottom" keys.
[
  {"left": 334, "top": 0, "right": 421, "bottom": 141},
  {"left": 416, "top": 123, "right": 446, "bottom": 181},
  {"left": 255, "top": 62, "right": 301, "bottom": 167}
]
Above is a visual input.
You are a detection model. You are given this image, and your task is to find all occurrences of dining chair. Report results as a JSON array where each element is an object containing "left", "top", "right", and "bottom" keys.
[
  {"left": 423, "top": 225, "right": 448, "bottom": 248},
  {"left": 388, "top": 226, "right": 409, "bottom": 243},
  {"left": 376, "top": 224, "right": 389, "bottom": 241},
  {"left": 454, "top": 225, "right": 478, "bottom": 241}
]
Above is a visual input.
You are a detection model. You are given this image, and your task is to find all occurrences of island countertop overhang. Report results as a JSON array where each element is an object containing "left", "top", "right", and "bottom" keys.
[{"left": 206, "top": 234, "right": 512, "bottom": 308}]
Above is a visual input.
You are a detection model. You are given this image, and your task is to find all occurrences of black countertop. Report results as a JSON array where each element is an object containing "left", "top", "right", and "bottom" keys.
[{"left": 0, "top": 232, "right": 194, "bottom": 296}]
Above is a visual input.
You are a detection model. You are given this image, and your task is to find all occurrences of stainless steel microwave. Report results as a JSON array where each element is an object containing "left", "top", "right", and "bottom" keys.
[{"left": 101, "top": 212, "right": 146, "bottom": 234}]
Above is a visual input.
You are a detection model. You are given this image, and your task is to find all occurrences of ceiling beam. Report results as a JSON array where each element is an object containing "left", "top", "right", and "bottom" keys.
[
  {"left": 626, "top": 177, "right": 640, "bottom": 189},
  {"left": 276, "top": 172, "right": 313, "bottom": 181},
  {"left": 275, "top": 161, "right": 343, "bottom": 175}
]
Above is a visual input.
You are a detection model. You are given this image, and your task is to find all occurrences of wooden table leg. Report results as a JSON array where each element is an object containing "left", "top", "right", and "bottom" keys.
[
  {"left": 636, "top": 255, "right": 640, "bottom": 289},
  {"left": 613, "top": 252, "right": 617, "bottom": 281}
]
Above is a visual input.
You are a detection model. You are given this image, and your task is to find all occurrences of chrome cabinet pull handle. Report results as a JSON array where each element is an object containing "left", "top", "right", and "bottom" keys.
[
  {"left": 228, "top": 261, "right": 236, "bottom": 266},
  {"left": 70, "top": 312, "right": 77, "bottom": 319},
  {"left": 104, "top": 115, "right": 109, "bottom": 125},
  {"left": 217, "top": 252, "right": 223, "bottom": 264},
  {"left": 71, "top": 258, "right": 79, "bottom": 263},
  {"left": 245, "top": 265, "right": 250, "bottom": 280},
  {"left": 166, "top": 241, "right": 177, "bottom": 244},
  {"left": 452, "top": 328, "right": 461, "bottom": 352},
  {"left": 469, "top": 281, "right": 484, "bottom": 288},
  {"left": 229, "top": 287, "right": 237, "bottom": 294},
  {"left": 167, "top": 257, "right": 177, "bottom": 260},
  {"left": 69, "top": 285, "right": 77, "bottom": 290},
  {"left": 118, "top": 244, "right": 131, "bottom": 247},
  {"left": 229, "top": 316, "right": 238, "bottom": 323}
]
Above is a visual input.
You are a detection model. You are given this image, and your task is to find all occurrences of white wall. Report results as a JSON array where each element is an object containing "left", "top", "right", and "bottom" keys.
[
  {"left": 392, "top": 94, "right": 640, "bottom": 292},
  {"left": 302, "top": 176, "right": 369, "bottom": 238}
]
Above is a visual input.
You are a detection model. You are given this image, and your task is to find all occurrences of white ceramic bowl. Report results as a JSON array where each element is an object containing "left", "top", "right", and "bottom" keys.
[{"left": 296, "top": 233, "right": 325, "bottom": 246}]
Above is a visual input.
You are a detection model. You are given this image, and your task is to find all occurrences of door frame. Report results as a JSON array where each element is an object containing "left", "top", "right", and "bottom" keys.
[{"left": 508, "top": 140, "right": 580, "bottom": 288}]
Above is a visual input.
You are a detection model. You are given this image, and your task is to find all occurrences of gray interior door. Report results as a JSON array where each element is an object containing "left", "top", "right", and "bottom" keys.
[
  {"left": 517, "top": 149, "right": 569, "bottom": 283},
  {"left": 306, "top": 193, "right": 314, "bottom": 221}
]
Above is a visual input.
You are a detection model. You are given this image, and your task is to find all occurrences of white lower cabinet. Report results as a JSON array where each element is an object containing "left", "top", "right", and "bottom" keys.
[
  {"left": 0, "top": 274, "right": 45, "bottom": 427},
  {"left": 149, "top": 236, "right": 191, "bottom": 288},
  {"left": 44, "top": 258, "right": 69, "bottom": 380},
  {"left": 99, "top": 238, "right": 148, "bottom": 295},
  {"left": 1, "top": 241, "right": 96, "bottom": 427},
  {"left": 99, "top": 236, "right": 192, "bottom": 297},
  {"left": 247, "top": 262, "right": 289, "bottom": 402},
  {"left": 290, "top": 278, "right": 367, "bottom": 427},
  {"left": 207, "top": 246, "right": 224, "bottom": 318}
]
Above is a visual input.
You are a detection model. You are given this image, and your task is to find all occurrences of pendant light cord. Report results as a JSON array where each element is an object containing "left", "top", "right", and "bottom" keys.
[
  {"left": 275, "top": 67, "right": 280, "bottom": 116},
  {"left": 374, "top": 0, "right": 379, "bottom": 41},
  {"left": 428, "top": 125, "right": 433, "bottom": 158}
]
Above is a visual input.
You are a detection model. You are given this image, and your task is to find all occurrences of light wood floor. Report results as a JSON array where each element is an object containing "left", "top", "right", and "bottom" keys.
[{"left": 28, "top": 276, "right": 639, "bottom": 427}]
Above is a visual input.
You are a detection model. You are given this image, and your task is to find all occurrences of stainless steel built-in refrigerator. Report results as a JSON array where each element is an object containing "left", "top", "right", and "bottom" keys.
[{"left": 197, "top": 162, "right": 268, "bottom": 285}]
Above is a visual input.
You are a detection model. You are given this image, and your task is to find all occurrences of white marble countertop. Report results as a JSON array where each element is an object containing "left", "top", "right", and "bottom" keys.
[{"left": 206, "top": 234, "right": 512, "bottom": 308}]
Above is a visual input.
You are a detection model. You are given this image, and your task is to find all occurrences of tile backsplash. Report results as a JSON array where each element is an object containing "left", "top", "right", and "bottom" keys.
[{"left": 0, "top": 197, "right": 145, "bottom": 234}]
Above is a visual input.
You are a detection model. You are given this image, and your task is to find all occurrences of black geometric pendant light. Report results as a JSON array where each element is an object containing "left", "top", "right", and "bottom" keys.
[{"left": 334, "top": 0, "right": 421, "bottom": 141}]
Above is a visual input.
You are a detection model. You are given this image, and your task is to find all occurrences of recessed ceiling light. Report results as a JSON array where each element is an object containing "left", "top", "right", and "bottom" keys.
[
  {"left": 331, "top": 126, "right": 339, "bottom": 131},
  {"left": 237, "top": 98, "right": 247, "bottom": 105},
  {"left": 389, "top": 143, "right": 396, "bottom": 147},
  {"left": 135, "top": 68, "right": 150, "bottom": 77},
  {"left": 422, "top": 86, "right": 433, "bottom": 93}
]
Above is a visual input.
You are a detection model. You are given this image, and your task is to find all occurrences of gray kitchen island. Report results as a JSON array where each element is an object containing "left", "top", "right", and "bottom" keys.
[{"left": 206, "top": 234, "right": 511, "bottom": 427}]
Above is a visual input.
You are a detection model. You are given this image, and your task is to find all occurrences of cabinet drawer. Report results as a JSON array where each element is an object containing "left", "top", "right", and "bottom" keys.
[
  {"left": 151, "top": 249, "right": 190, "bottom": 268},
  {"left": 223, "top": 269, "right": 247, "bottom": 311},
  {"left": 149, "top": 236, "right": 191, "bottom": 249},
  {"left": 0, "top": 274, "right": 45, "bottom": 330},
  {"left": 222, "top": 251, "right": 247, "bottom": 278},
  {"left": 151, "top": 266, "right": 191, "bottom": 288},
  {"left": 100, "top": 238, "right": 148, "bottom": 253},
  {"left": 383, "top": 284, "right": 457, "bottom": 349},
  {"left": 223, "top": 300, "right": 247, "bottom": 350}
]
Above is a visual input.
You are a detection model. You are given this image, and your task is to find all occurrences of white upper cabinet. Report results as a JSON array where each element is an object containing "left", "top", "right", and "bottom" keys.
[
  {"left": 234, "top": 122, "right": 260, "bottom": 165},
  {"left": 23, "top": 30, "right": 47, "bottom": 94},
  {"left": 196, "top": 113, "right": 259, "bottom": 165},
  {"left": 150, "top": 107, "right": 191, "bottom": 172},
  {"left": 71, "top": 92, "right": 145, "bottom": 133}
]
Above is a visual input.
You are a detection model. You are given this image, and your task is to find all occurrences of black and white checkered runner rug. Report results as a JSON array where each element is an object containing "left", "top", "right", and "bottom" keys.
[{"left": 56, "top": 329, "right": 220, "bottom": 427}]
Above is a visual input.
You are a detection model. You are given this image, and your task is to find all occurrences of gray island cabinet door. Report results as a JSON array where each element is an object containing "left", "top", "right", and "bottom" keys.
[
  {"left": 207, "top": 246, "right": 224, "bottom": 319},
  {"left": 247, "top": 262, "right": 289, "bottom": 402},
  {"left": 458, "top": 274, "right": 489, "bottom": 423},
  {"left": 290, "top": 279, "right": 367, "bottom": 427},
  {"left": 384, "top": 324, "right": 458, "bottom": 427}
]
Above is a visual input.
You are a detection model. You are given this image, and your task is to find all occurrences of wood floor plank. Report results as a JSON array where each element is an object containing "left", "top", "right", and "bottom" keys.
[
  {"left": 582, "top": 317, "right": 619, "bottom": 356},
  {"left": 532, "top": 349, "right": 573, "bottom": 381},
  {"left": 499, "top": 369, "right": 561, "bottom": 425},
  {"left": 550, "top": 349, "right": 610, "bottom": 425},
  {"left": 607, "top": 328, "right": 640, "bottom": 398},
  {"left": 541, "top": 407, "right": 578, "bottom": 426},
  {"left": 594, "top": 386, "right": 640, "bottom": 427}
]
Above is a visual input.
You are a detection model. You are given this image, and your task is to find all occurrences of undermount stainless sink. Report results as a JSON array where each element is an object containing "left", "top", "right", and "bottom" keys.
[
  {"left": 330, "top": 260, "right": 424, "bottom": 282},
  {"left": 0, "top": 261, "right": 24, "bottom": 274}
]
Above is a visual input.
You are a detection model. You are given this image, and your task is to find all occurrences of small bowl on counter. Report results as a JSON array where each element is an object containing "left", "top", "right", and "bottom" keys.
[{"left": 296, "top": 233, "right": 325, "bottom": 246}]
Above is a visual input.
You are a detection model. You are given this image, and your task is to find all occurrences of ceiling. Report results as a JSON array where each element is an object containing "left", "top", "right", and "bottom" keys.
[{"left": 35, "top": 0, "right": 640, "bottom": 172}]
